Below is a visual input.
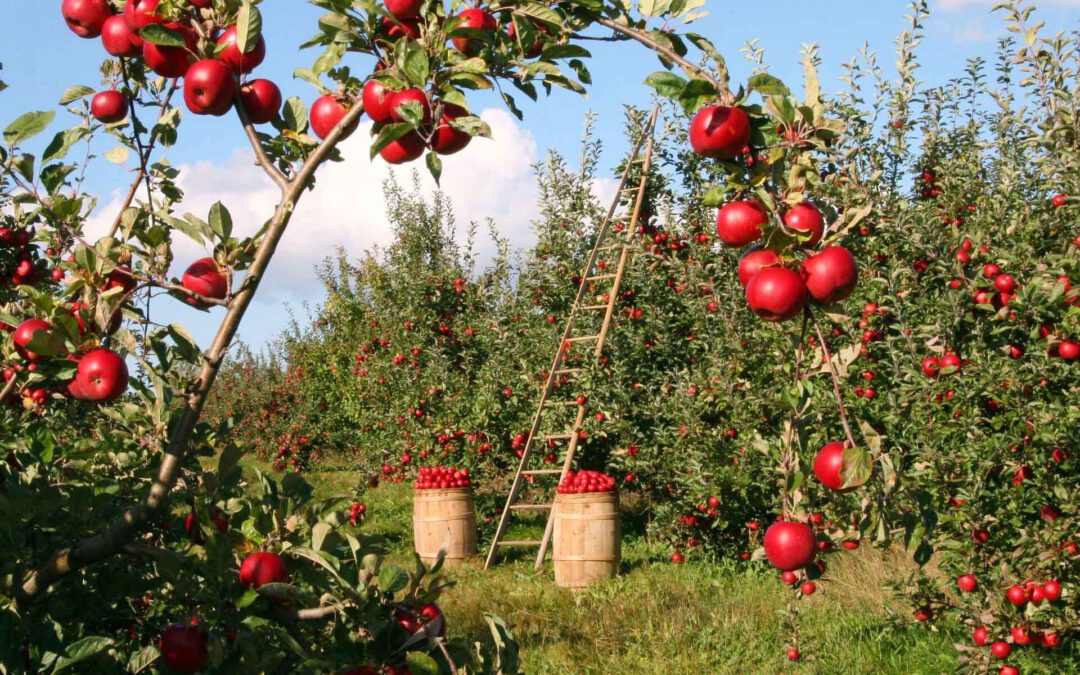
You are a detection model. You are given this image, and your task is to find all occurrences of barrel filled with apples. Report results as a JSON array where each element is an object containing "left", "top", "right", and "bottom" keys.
[
  {"left": 552, "top": 470, "right": 621, "bottom": 590},
  {"left": 412, "top": 466, "right": 477, "bottom": 566}
]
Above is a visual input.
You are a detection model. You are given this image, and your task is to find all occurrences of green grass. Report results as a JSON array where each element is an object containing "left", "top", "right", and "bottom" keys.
[{"left": 292, "top": 464, "right": 960, "bottom": 674}]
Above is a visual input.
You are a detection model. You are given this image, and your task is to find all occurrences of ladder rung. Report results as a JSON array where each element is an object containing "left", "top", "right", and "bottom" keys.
[
  {"left": 581, "top": 304, "right": 609, "bottom": 311},
  {"left": 566, "top": 335, "right": 600, "bottom": 342},
  {"left": 510, "top": 504, "right": 553, "bottom": 511},
  {"left": 552, "top": 368, "right": 584, "bottom": 376},
  {"left": 539, "top": 433, "right": 572, "bottom": 440},
  {"left": 587, "top": 274, "right": 617, "bottom": 281},
  {"left": 496, "top": 540, "right": 542, "bottom": 547},
  {"left": 523, "top": 469, "right": 562, "bottom": 475},
  {"left": 545, "top": 400, "right": 580, "bottom": 407}
]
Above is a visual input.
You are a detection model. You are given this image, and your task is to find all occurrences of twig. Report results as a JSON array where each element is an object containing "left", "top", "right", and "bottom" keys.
[
  {"left": 437, "top": 641, "right": 460, "bottom": 675},
  {"left": 0, "top": 372, "right": 19, "bottom": 402},
  {"left": 234, "top": 92, "right": 290, "bottom": 191},
  {"left": 779, "top": 311, "right": 811, "bottom": 518},
  {"left": 121, "top": 541, "right": 185, "bottom": 561},
  {"left": 109, "top": 66, "right": 177, "bottom": 240},
  {"left": 595, "top": 18, "right": 731, "bottom": 104},
  {"left": 810, "top": 312, "right": 858, "bottom": 449}
]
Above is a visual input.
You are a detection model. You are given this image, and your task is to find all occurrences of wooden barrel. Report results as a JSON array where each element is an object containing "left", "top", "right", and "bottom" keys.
[
  {"left": 553, "top": 491, "right": 621, "bottom": 590},
  {"left": 413, "top": 488, "right": 477, "bottom": 567}
]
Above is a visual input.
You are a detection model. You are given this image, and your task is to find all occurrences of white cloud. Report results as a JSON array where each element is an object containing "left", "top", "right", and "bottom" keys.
[
  {"left": 936, "top": 0, "right": 1080, "bottom": 10},
  {"left": 88, "top": 108, "right": 542, "bottom": 306},
  {"left": 951, "top": 23, "right": 992, "bottom": 44}
]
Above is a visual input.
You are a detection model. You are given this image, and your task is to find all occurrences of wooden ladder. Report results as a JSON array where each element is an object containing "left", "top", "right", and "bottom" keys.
[{"left": 484, "top": 105, "right": 660, "bottom": 571}]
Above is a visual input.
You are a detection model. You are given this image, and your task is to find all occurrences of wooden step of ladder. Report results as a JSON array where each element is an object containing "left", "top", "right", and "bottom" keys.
[{"left": 484, "top": 104, "right": 660, "bottom": 571}]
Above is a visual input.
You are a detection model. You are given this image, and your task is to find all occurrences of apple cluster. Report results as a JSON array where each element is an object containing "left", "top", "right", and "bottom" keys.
[
  {"left": 557, "top": 469, "right": 616, "bottom": 494},
  {"left": 61, "top": 0, "right": 283, "bottom": 127},
  {"left": 3, "top": 254, "right": 228, "bottom": 411},
  {"left": 688, "top": 105, "right": 859, "bottom": 322},
  {"left": 414, "top": 465, "right": 472, "bottom": 489}
]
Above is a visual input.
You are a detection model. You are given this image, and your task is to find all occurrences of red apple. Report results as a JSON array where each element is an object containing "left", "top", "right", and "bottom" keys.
[
  {"left": 763, "top": 521, "right": 816, "bottom": 571},
  {"left": 813, "top": 441, "right": 857, "bottom": 492},
  {"left": 104, "top": 267, "right": 138, "bottom": 294},
  {"left": 181, "top": 258, "right": 228, "bottom": 308},
  {"left": 362, "top": 79, "right": 395, "bottom": 123},
  {"left": 384, "top": 0, "right": 423, "bottom": 19},
  {"left": 957, "top": 574, "right": 977, "bottom": 592},
  {"left": 801, "top": 246, "right": 858, "bottom": 304},
  {"left": 91, "top": 90, "right": 128, "bottom": 123},
  {"left": 184, "top": 60, "right": 237, "bottom": 116},
  {"left": 1042, "top": 579, "right": 1062, "bottom": 601},
  {"left": 239, "top": 79, "right": 282, "bottom": 124},
  {"left": 12, "top": 319, "right": 54, "bottom": 362},
  {"left": 972, "top": 626, "right": 988, "bottom": 646},
  {"left": 688, "top": 105, "right": 750, "bottom": 159},
  {"left": 507, "top": 19, "right": 548, "bottom": 58},
  {"left": 737, "top": 247, "right": 781, "bottom": 287},
  {"left": 101, "top": 14, "right": 144, "bottom": 56},
  {"left": 993, "top": 273, "right": 1016, "bottom": 293},
  {"left": 239, "top": 551, "right": 290, "bottom": 588},
  {"left": 451, "top": 8, "right": 497, "bottom": 55},
  {"left": 380, "top": 132, "right": 426, "bottom": 164},
  {"left": 940, "top": 352, "right": 962, "bottom": 373},
  {"left": 62, "top": 0, "right": 112, "bottom": 38},
  {"left": 1006, "top": 584, "right": 1028, "bottom": 606},
  {"left": 715, "top": 200, "right": 767, "bottom": 247},
  {"left": 990, "top": 641, "right": 1011, "bottom": 660},
  {"left": 159, "top": 624, "right": 208, "bottom": 673},
  {"left": 429, "top": 103, "right": 471, "bottom": 155},
  {"left": 783, "top": 202, "right": 824, "bottom": 247},
  {"left": 216, "top": 25, "right": 266, "bottom": 74},
  {"left": 745, "top": 267, "right": 807, "bottom": 322},
  {"left": 123, "top": 0, "right": 162, "bottom": 31},
  {"left": 143, "top": 23, "right": 195, "bottom": 78},
  {"left": 1058, "top": 340, "right": 1079, "bottom": 360},
  {"left": 75, "top": 348, "right": 129, "bottom": 403},
  {"left": 380, "top": 16, "right": 421, "bottom": 41},
  {"left": 310, "top": 95, "right": 358, "bottom": 140},
  {"left": 389, "top": 88, "right": 432, "bottom": 123}
]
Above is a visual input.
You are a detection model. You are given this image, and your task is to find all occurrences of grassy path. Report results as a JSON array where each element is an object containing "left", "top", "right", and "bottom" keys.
[{"left": 286, "top": 465, "right": 959, "bottom": 673}]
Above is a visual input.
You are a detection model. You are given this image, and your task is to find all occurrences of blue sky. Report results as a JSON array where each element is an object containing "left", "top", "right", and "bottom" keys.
[{"left": 2, "top": 1, "right": 1079, "bottom": 350}]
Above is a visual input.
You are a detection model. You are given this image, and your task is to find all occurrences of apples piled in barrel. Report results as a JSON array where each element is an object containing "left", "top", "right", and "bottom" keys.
[
  {"left": 557, "top": 469, "right": 616, "bottom": 494},
  {"left": 688, "top": 103, "right": 859, "bottom": 323},
  {"left": 414, "top": 466, "right": 472, "bottom": 489}
]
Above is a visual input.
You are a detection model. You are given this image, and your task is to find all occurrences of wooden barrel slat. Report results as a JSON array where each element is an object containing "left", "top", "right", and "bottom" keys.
[
  {"left": 413, "top": 488, "right": 477, "bottom": 567},
  {"left": 552, "top": 491, "right": 620, "bottom": 590}
]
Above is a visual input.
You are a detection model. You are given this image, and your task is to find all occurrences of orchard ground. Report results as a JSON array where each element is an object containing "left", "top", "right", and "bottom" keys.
[{"left": 250, "top": 458, "right": 961, "bottom": 674}]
